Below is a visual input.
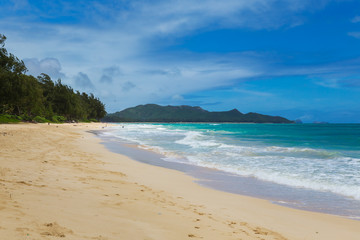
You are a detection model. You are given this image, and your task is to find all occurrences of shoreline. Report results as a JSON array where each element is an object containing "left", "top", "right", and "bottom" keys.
[
  {"left": 98, "top": 131, "right": 360, "bottom": 220},
  {"left": 1, "top": 123, "right": 360, "bottom": 239},
  {"left": 97, "top": 125, "right": 360, "bottom": 220}
]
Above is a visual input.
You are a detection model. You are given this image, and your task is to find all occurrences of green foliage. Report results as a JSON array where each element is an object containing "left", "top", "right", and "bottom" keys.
[
  {"left": 103, "top": 104, "right": 294, "bottom": 123},
  {"left": 51, "top": 115, "right": 66, "bottom": 123},
  {"left": 0, "top": 34, "right": 107, "bottom": 123},
  {"left": 33, "top": 116, "right": 49, "bottom": 123},
  {"left": 0, "top": 114, "right": 20, "bottom": 123},
  {"left": 19, "top": 114, "right": 32, "bottom": 121}
]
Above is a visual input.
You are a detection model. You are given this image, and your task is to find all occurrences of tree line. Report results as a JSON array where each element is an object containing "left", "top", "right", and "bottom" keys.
[{"left": 0, "top": 34, "right": 106, "bottom": 123}]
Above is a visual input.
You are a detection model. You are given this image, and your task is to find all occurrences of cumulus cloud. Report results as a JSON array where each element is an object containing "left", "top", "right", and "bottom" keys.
[
  {"left": 75, "top": 72, "right": 94, "bottom": 89},
  {"left": 0, "top": 0, "right": 343, "bottom": 113},
  {"left": 104, "top": 66, "right": 121, "bottom": 76},
  {"left": 99, "top": 75, "right": 112, "bottom": 84},
  {"left": 100, "top": 66, "right": 122, "bottom": 84},
  {"left": 23, "top": 57, "right": 65, "bottom": 79},
  {"left": 122, "top": 81, "right": 136, "bottom": 91}
]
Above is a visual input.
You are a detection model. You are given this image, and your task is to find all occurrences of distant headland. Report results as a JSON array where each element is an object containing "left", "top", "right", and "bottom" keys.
[{"left": 102, "top": 104, "right": 294, "bottom": 123}]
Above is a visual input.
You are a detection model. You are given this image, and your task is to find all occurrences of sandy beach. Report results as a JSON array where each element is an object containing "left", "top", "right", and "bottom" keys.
[{"left": 0, "top": 123, "right": 359, "bottom": 240}]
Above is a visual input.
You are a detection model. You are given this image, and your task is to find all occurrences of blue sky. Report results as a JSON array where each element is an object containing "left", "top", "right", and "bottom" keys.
[{"left": 1, "top": 0, "right": 360, "bottom": 122}]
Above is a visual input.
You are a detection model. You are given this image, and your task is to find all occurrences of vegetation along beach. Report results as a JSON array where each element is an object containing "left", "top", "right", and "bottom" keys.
[{"left": 2, "top": 1, "right": 360, "bottom": 239}]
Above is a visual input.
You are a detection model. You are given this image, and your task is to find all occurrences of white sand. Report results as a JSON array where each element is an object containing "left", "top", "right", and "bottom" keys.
[{"left": 0, "top": 123, "right": 359, "bottom": 239}]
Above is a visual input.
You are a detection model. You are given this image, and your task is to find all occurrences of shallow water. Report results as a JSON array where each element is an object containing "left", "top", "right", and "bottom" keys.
[{"left": 95, "top": 123, "right": 360, "bottom": 219}]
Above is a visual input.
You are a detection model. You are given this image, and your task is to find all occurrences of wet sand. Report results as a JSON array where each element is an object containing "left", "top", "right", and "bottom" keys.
[
  {"left": 98, "top": 133, "right": 360, "bottom": 219},
  {"left": 0, "top": 123, "right": 359, "bottom": 239}
]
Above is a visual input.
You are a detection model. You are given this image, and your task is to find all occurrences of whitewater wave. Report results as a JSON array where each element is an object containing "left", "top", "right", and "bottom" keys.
[{"left": 102, "top": 123, "right": 360, "bottom": 201}]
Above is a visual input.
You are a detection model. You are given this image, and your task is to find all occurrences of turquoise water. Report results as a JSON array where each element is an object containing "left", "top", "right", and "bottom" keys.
[{"left": 101, "top": 123, "right": 360, "bottom": 217}]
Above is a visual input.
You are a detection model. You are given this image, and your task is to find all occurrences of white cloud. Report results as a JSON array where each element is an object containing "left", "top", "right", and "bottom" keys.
[
  {"left": 100, "top": 0, "right": 320, "bottom": 43},
  {"left": 74, "top": 72, "right": 94, "bottom": 90},
  {"left": 122, "top": 81, "right": 136, "bottom": 91},
  {"left": 0, "top": 0, "right": 335, "bottom": 112},
  {"left": 23, "top": 57, "right": 65, "bottom": 79},
  {"left": 348, "top": 31, "right": 360, "bottom": 39},
  {"left": 100, "top": 66, "right": 122, "bottom": 84}
]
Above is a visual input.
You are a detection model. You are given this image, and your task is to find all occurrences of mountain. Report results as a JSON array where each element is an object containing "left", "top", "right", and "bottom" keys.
[{"left": 102, "top": 104, "right": 293, "bottom": 123}]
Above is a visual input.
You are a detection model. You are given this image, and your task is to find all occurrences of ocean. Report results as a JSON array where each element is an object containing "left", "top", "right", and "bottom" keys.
[{"left": 98, "top": 123, "right": 360, "bottom": 219}]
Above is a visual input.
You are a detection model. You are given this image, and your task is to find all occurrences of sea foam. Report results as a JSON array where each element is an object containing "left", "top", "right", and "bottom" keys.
[{"left": 103, "top": 123, "right": 360, "bottom": 201}]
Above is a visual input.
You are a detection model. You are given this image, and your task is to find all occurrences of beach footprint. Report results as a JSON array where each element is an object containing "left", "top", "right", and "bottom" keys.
[{"left": 40, "top": 222, "right": 73, "bottom": 238}]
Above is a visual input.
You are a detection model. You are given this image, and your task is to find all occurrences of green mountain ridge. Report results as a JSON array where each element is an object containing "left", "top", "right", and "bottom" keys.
[{"left": 102, "top": 104, "right": 294, "bottom": 123}]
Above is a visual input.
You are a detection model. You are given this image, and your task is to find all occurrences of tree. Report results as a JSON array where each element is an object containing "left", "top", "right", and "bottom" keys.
[{"left": 0, "top": 34, "right": 106, "bottom": 121}]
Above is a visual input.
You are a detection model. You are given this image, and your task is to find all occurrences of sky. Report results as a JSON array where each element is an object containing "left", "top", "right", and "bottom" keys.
[{"left": 1, "top": 0, "right": 360, "bottom": 123}]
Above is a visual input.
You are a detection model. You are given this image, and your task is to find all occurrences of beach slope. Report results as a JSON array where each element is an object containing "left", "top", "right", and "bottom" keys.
[{"left": 0, "top": 123, "right": 359, "bottom": 239}]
